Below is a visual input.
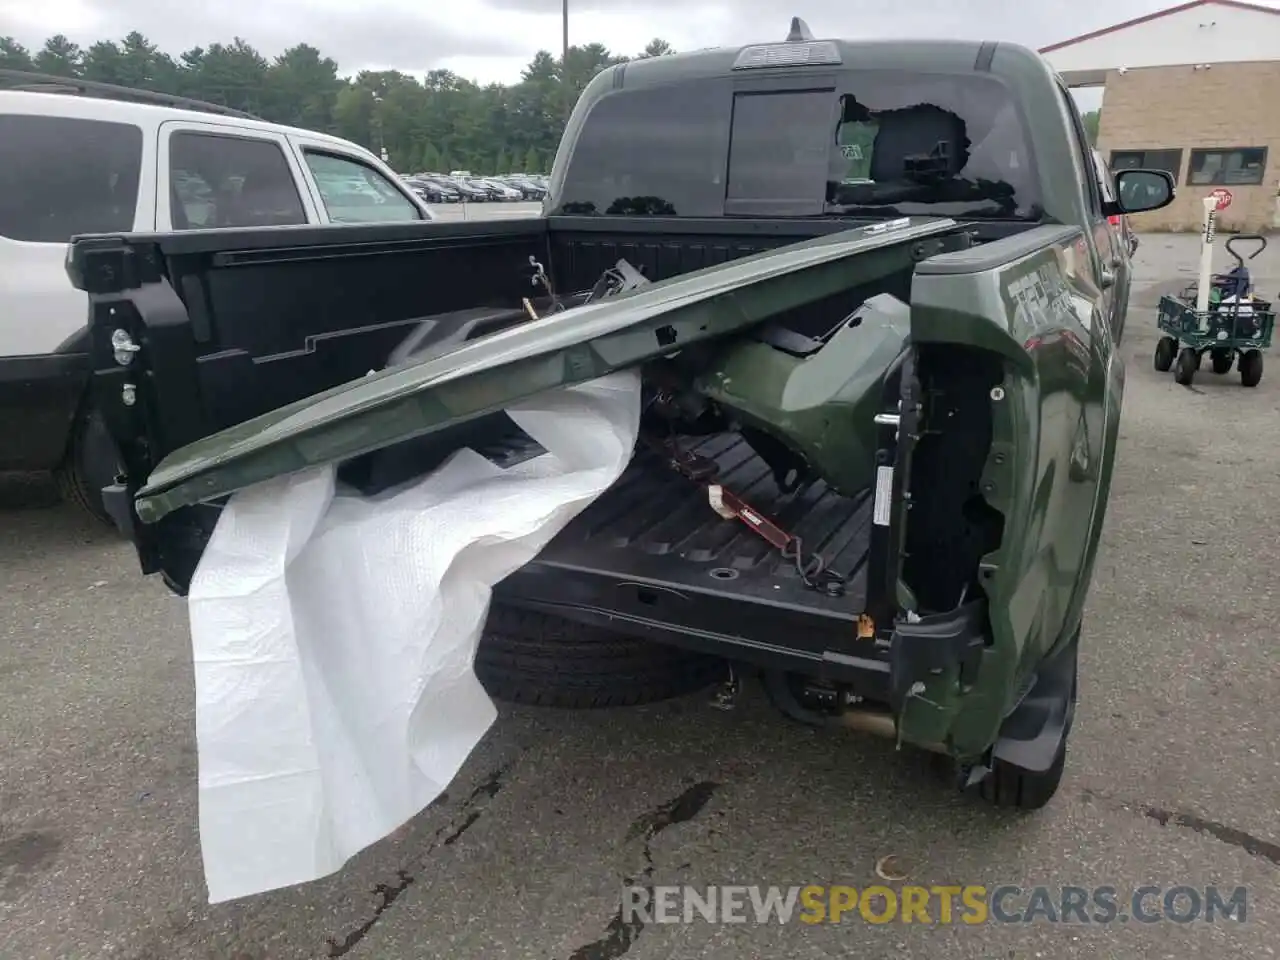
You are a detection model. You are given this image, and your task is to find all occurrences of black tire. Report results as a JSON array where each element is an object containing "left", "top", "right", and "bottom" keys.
[
  {"left": 977, "top": 632, "right": 1078, "bottom": 811},
  {"left": 1153, "top": 336, "right": 1177, "bottom": 372},
  {"left": 1240, "top": 349, "right": 1263, "bottom": 387},
  {"left": 475, "top": 606, "right": 723, "bottom": 708},
  {"left": 1174, "top": 347, "right": 1198, "bottom": 385},
  {"left": 978, "top": 740, "right": 1067, "bottom": 811},
  {"left": 1210, "top": 350, "right": 1234, "bottom": 375},
  {"left": 54, "top": 407, "right": 121, "bottom": 528}
]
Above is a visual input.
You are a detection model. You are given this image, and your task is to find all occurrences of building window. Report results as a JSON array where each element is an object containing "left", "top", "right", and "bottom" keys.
[
  {"left": 1187, "top": 147, "right": 1268, "bottom": 186},
  {"left": 1109, "top": 149, "right": 1183, "bottom": 178}
]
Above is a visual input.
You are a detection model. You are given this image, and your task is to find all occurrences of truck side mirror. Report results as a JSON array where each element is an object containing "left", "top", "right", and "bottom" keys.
[{"left": 1107, "top": 169, "right": 1175, "bottom": 216}]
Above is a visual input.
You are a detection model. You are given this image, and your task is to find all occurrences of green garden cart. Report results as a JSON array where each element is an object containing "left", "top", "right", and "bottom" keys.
[{"left": 1155, "top": 234, "right": 1273, "bottom": 387}]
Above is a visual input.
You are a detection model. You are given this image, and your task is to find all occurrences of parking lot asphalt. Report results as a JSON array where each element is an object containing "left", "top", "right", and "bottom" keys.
[{"left": 2, "top": 227, "right": 1279, "bottom": 959}]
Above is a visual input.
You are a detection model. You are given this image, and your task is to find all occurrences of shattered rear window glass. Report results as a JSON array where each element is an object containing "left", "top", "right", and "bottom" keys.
[{"left": 556, "top": 69, "right": 1041, "bottom": 220}]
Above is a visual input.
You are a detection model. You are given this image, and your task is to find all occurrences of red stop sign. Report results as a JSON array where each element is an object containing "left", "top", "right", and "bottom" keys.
[{"left": 1210, "top": 187, "right": 1233, "bottom": 211}]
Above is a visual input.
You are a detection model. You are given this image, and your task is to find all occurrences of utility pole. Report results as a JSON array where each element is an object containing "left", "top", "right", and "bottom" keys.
[
  {"left": 371, "top": 91, "right": 388, "bottom": 163},
  {"left": 562, "top": 0, "right": 571, "bottom": 123}
]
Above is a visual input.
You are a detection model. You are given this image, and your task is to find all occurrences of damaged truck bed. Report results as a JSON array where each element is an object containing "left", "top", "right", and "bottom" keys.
[
  {"left": 79, "top": 216, "right": 945, "bottom": 682},
  {"left": 69, "top": 29, "right": 1176, "bottom": 811},
  {"left": 508, "top": 430, "right": 878, "bottom": 661}
]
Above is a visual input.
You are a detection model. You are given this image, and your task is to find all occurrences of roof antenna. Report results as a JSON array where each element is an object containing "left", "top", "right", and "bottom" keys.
[{"left": 787, "top": 17, "right": 815, "bottom": 41}]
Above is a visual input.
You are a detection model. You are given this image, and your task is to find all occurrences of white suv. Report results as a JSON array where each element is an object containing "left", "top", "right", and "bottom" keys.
[{"left": 0, "top": 80, "right": 434, "bottom": 524}]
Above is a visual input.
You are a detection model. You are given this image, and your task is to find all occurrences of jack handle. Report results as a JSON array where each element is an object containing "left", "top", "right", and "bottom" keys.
[{"left": 1225, "top": 234, "right": 1267, "bottom": 266}]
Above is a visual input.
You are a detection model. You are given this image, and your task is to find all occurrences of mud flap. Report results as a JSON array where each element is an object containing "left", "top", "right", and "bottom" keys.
[{"left": 967, "top": 630, "right": 1079, "bottom": 782}]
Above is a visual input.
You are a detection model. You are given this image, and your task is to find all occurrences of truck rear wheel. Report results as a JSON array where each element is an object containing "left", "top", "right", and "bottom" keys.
[
  {"left": 55, "top": 407, "right": 121, "bottom": 528},
  {"left": 978, "top": 741, "right": 1068, "bottom": 811},
  {"left": 476, "top": 606, "right": 723, "bottom": 708},
  {"left": 976, "top": 631, "right": 1077, "bottom": 811}
]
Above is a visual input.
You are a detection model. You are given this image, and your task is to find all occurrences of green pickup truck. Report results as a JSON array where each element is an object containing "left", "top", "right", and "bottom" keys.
[{"left": 69, "top": 23, "right": 1173, "bottom": 811}]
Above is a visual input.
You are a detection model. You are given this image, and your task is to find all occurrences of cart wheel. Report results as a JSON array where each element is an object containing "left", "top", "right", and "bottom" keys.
[
  {"left": 1239, "top": 350, "right": 1263, "bottom": 388},
  {"left": 1211, "top": 350, "right": 1234, "bottom": 375},
  {"left": 1154, "top": 336, "right": 1178, "bottom": 372},
  {"left": 1174, "top": 348, "right": 1198, "bottom": 385}
]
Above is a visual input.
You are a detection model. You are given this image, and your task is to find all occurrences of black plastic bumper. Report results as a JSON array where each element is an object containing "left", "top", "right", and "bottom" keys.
[{"left": 0, "top": 352, "right": 90, "bottom": 471}]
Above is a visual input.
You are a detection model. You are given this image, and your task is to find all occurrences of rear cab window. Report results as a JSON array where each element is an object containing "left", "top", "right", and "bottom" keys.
[
  {"left": 555, "top": 69, "right": 1042, "bottom": 221},
  {"left": 168, "top": 131, "right": 307, "bottom": 230},
  {"left": 301, "top": 151, "right": 424, "bottom": 224},
  {"left": 0, "top": 114, "right": 143, "bottom": 242}
]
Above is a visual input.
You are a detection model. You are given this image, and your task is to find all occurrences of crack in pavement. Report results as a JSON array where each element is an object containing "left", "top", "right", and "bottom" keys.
[
  {"left": 1081, "top": 788, "right": 1280, "bottom": 866},
  {"left": 1143, "top": 806, "right": 1280, "bottom": 865},
  {"left": 442, "top": 811, "right": 482, "bottom": 846},
  {"left": 322, "top": 758, "right": 519, "bottom": 957},
  {"left": 325, "top": 871, "right": 415, "bottom": 958},
  {"left": 565, "top": 781, "right": 720, "bottom": 960}
]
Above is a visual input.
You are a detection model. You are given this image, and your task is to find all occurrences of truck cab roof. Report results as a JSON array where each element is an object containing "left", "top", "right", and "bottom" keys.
[{"left": 613, "top": 36, "right": 1018, "bottom": 89}]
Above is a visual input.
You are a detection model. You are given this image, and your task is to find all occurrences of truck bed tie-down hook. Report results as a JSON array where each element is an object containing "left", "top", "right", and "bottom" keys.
[{"left": 645, "top": 432, "right": 846, "bottom": 597}]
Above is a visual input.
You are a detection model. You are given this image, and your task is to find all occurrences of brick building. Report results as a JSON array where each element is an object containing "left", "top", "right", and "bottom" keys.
[{"left": 1041, "top": 0, "right": 1280, "bottom": 232}]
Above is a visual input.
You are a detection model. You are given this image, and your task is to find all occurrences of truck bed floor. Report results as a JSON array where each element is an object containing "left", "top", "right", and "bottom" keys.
[{"left": 520, "top": 432, "right": 873, "bottom": 620}]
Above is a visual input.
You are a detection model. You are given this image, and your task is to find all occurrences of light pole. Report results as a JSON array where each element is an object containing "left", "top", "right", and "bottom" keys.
[
  {"left": 371, "top": 92, "right": 388, "bottom": 164},
  {"left": 562, "top": 0, "right": 571, "bottom": 123}
]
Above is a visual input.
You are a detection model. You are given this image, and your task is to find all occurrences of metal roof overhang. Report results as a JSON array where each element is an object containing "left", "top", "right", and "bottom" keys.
[{"left": 1056, "top": 68, "right": 1110, "bottom": 88}]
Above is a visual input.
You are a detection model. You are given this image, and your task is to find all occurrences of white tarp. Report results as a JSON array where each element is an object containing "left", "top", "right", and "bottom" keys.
[{"left": 186, "top": 371, "right": 642, "bottom": 903}]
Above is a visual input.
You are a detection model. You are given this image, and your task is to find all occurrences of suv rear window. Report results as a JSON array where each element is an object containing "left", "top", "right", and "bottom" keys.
[
  {"left": 556, "top": 71, "right": 1040, "bottom": 220},
  {"left": 0, "top": 114, "right": 143, "bottom": 243}
]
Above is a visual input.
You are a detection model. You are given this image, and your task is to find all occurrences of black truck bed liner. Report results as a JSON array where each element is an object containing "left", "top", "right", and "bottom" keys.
[
  {"left": 496, "top": 431, "right": 878, "bottom": 671},
  {"left": 546, "top": 432, "right": 872, "bottom": 605}
]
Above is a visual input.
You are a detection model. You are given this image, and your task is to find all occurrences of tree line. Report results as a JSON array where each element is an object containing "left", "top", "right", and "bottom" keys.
[
  {"left": 0, "top": 33, "right": 679, "bottom": 175},
  {"left": 0, "top": 32, "right": 1101, "bottom": 173}
]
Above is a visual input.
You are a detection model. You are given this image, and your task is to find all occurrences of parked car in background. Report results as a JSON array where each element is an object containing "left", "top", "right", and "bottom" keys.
[
  {"left": 500, "top": 175, "right": 547, "bottom": 200},
  {"left": 403, "top": 176, "right": 460, "bottom": 203},
  {"left": 469, "top": 177, "right": 523, "bottom": 202},
  {"left": 424, "top": 177, "right": 462, "bottom": 202},
  {"left": 437, "top": 175, "right": 490, "bottom": 202},
  {"left": 0, "top": 69, "right": 432, "bottom": 525}
]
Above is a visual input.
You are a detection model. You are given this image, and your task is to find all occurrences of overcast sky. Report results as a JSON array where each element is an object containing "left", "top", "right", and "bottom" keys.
[{"left": 0, "top": 0, "right": 1269, "bottom": 89}]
